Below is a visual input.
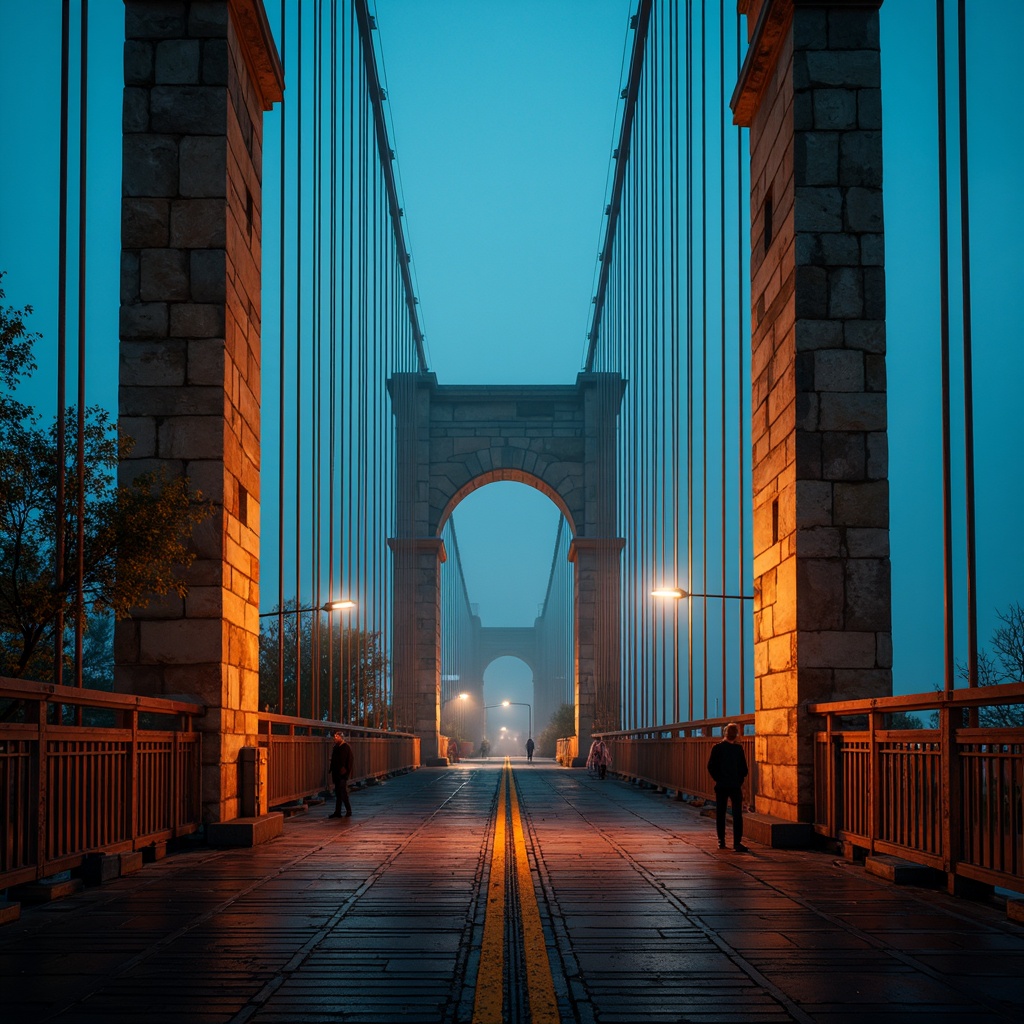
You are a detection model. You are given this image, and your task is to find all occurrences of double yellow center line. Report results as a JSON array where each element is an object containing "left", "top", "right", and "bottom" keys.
[{"left": 473, "top": 758, "right": 559, "bottom": 1023}]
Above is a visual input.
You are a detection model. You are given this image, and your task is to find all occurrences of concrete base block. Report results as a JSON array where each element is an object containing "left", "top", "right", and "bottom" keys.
[
  {"left": 743, "top": 813, "right": 813, "bottom": 849},
  {"left": 276, "top": 802, "right": 308, "bottom": 818},
  {"left": 423, "top": 756, "right": 449, "bottom": 767},
  {"left": 1007, "top": 898, "right": 1024, "bottom": 924},
  {"left": 865, "top": 855, "right": 943, "bottom": 886},
  {"left": 81, "top": 853, "right": 121, "bottom": 886},
  {"left": 206, "top": 813, "right": 284, "bottom": 848},
  {"left": 142, "top": 841, "right": 168, "bottom": 863},
  {"left": 0, "top": 900, "right": 21, "bottom": 925},
  {"left": 119, "top": 851, "right": 145, "bottom": 876},
  {"left": 11, "top": 877, "right": 84, "bottom": 903}
]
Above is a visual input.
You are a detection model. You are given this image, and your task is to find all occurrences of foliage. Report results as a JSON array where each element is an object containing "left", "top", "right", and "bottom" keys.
[
  {"left": 0, "top": 274, "right": 211, "bottom": 679},
  {"left": 536, "top": 702, "right": 575, "bottom": 758},
  {"left": 885, "top": 711, "right": 923, "bottom": 729},
  {"left": 258, "top": 600, "right": 390, "bottom": 727},
  {"left": 955, "top": 602, "right": 1024, "bottom": 727}
]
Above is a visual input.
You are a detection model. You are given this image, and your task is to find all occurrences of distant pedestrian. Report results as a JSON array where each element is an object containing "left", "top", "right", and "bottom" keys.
[
  {"left": 587, "top": 737, "right": 611, "bottom": 779},
  {"left": 447, "top": 737, "right": 460, "bottom": 764},
  {"left": 525, "top": 737, "right": 535, "bottom": 763},
  {"left": 707, "top": 723, "right": 748, "bottom": 851},
  {"left": 329, "top": 731, "right": 353, "bottom": 818}
]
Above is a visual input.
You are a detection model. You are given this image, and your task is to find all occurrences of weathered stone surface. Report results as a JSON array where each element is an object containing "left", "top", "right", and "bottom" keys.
[
  {"left": 155, "top": 39, "right": 201, "bottom": 84},
  {"left": 150, "top": 85, "right": 226, "bottom": 134},
  {"left": 180, "top": 136, "right": 226, "bottom": 197},
  {"left": 140, "top": 248, "right": 189, "bottom": 302},
  {"left": 123, "top": 135, "right": 179, "bottom": 197},
  {"left": 123, "top": 198, "right": 170, "bottom": 248},
  {"left": 170, "top": 199, "right": 227, "bottom": 247}
]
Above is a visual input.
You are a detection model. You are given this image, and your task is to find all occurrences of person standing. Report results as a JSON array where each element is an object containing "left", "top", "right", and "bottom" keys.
[
  {"left": 587, "top": 737, "right": 611, "bottom": 779},
  {"left": 329, "top": 731, "right": 353, "bottom": 818},
  {"left": 525, "top": 737, "right": 535, "bottom": 763},
  {"left": 707, "top": 722, "right": 748, "bottom": 851}
]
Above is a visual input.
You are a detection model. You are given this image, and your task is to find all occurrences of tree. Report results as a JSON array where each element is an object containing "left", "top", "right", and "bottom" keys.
[
  {"left": 957, "top": 602, "right": 1024, "bottom": 727},
  {"left": 258, "top": 601, "right": 390, "bottom": 727},
  {"left": 0, "top": 274, "right": 211, "bottom": 679},
  {"left": 536, "top": 702, "right": 576, "bottom": 758}
]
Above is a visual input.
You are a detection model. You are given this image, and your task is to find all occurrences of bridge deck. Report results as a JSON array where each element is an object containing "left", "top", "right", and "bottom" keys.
[{"left": 4, "top": 760, "right": 1022, "bottom": 1023}]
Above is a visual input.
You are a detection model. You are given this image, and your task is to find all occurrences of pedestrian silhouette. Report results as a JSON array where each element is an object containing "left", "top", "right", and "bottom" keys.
[
  {"left": 525, "top": 737, "right": 535, "bottom": 762},
  {"left": 707, "top": 722, "right": 748, "bottom": 851},
  {"left": 329, "top": 731, "right": 353, "bottom": 818},
  {"left": 586, "top": 737, "right": 611, "bottom": 779}
]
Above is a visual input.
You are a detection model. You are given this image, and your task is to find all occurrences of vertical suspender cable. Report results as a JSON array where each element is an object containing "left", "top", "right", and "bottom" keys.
[
  {"left": 295, "top": 0, "right": 304, "bottom": 718},
  {"left": 736, "top": 8, "right": 746, "bottom": 715},
  {"left": 685, "top": 0, "right": 694, "bottom": 721},
  {"left": 327, "top": 0, "right": 337, "bottom": 723},
  {"left": 718, "top": 0, "right": 728, "bottom": 719},
  {"left": 74, "top": 0, "right": 89, "bottom": 689},
  {"left": 935, "top": 0, "right": 954, "bottom": 694},
  {"left": 276, "top": 4, "right": 287, "bottom": 715},
  {"left": 956, "top": 0, "right": 978, "bottom": 695},
  {"left": 700, "top": 0, "right": 708, "bottom": 719},
  {"left": 54, "top": 0, "right": 70, "bottom": 688}
]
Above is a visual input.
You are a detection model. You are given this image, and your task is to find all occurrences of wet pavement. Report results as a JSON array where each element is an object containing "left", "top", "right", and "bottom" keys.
[{"left": 3, "top": 759, "right": 1022, "bottom": 1023}]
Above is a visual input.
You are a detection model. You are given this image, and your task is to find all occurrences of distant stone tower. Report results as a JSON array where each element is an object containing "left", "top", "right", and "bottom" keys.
[
  {"left": 733, "top": 0, "right": 892, "bottom": 821},
  {"left": 116, "top": 1, "right": 282, "bottom": 823}
]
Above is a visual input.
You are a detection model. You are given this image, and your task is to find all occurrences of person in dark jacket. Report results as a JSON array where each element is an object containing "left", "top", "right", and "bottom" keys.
[
  {"left": 525, "top": 737, "right": 535, "bottom": 763},
  {"left": 707, "top": 722, "right": 748, "bottom": 851},
  {"left": 329, "top": 731, "right": 354, "bottom": 818}
]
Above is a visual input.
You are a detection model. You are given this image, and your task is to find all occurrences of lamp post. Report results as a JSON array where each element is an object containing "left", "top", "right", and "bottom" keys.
[
  {"left": 441, "top": 691, "right": 469, "bottom": 742},
  {"left": 260, "top": 600, "right": 357, "bottom": 717},
  {"left": 499, "top": 699, "right": 532, "bottom": 740}
]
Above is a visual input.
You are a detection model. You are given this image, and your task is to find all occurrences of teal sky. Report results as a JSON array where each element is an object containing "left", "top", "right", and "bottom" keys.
[{"left": 0, "top": 1, "right": 1022, "bottom": 704}]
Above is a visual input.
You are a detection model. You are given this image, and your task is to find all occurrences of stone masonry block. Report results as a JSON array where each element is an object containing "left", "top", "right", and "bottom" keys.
[
  {"left": 795, "top": 319, "right": 843, "bottom": 352},
  {"left": 866, "top": 431, "right": 888, "bottom": 479},
  {"left": 121, "top": 252, "right": 140, "bottom": 303},
  {"left": 118, "top": 417, "right": 157, "bottom": 457},
  {"left": 122, "top": 198, "right": 170, "bottom": 248},
  {"left": 150, "top": 86, "right": 226, "bottom": 135},
  {"left": 828, "top": 267, "right": 863, "bottom": 318},
  {"left": 845, "top": 187, "right": 883, "bottom": 233},
  {"left": 819, "top": 392, "right": 886, "bottom": 432},
  {"left": 863, "top": 267, "right": 885, "bottom": 319},
  {"left": 180, "top": 136, "right": 226, "bottom": 197},
  {"left": 124, "top": 40, "right": 154, "bottom": 85},
  {"left": 795, "top": 480, "right": 832, "bottom": 527},
  {"left": 828, "top": 9, "right": 880, "bottom": 50},
  {"left": 840, "top": 131, "right": 882, "bottom": 188},
  {"left": 202, "top": 38, "right": 229, "bottom": 87},
  {"left": 187, "top": 338, "right": 226, "bottom": 385},
  {"left": 860, "top": 233, "right": 884, "bottom": 266},
  {"left": 796, "top": 526, "right": 842, "bottom": 558},
  {"left": 123, "top": 135, "right": 179, "bottom": 197},
  {"left": 794, "top": 186, "right": 842, "bottom": 232},
  {"left": 170, "top": 303, "right": 225, "bottom": 338},
  {"left": 797, "top": 559, "right": 844, "bottom": 630},
  {"left": 155, "top": 40, "right": 200, "bottom": 84},
  {"left": 120, "top": 339, "right": 187, "bottom": 387},
  {"left": 799, "top": 629, "right": 877, "bottom": 668},
  {"left": 191, "top": 250, "right": 227, "bottom": 302},
  {"left": 858, "top": 89, "right": 882, "bottom": 130},
  {"left": 845, "top": 528, "right": 889, "bottom": 558},
  {"left": 792, "top": 8, "right": 827, "bottom": 49},
  {"left": 139, "top": 618, "right": 223, "bottom": 667},
  {"left": 189, "top": 3, "right": 229, "bottom": 36},
  {"left": 805, "top": 51, "right": 880, "bottom": 90},
  {"left": 121, "top": 384, "right": 223, "bottom": 418},
  {"left": 795, "top": 265, "right": 828, "bottom": 318},
  {"left": 844, "top": 559, "right": 892, "bottom": 631},
  {"left": 821, "top": 432, "right": 865, "bottom": 480},
  {"left": 125, "top": 4, "right": 187, "bottom": 40},
  {"left": 158, "top": 416, "right": 225, "bottom": 460},
  {"left": 170, "top": 199, "right": 227, "bottom": 248},
  {"left": 844, "top": 320, "right": 885, "bottom": 353},
  {"left": 833, "top": 480, "right": 888, "bottom": 528},
  {"left": 795, "top": 132, "right": 838, "bottom": 186},
  {"left": 120, "top": 302, "right": 169, "bottom": 340},
  {"left": 813, "top": 90, "right": 856, "bottom": 130},
  {"left": 814, "top": 349, "right": 864, "bottom": 391},
  {"left": 140, "top": 249, "right": 189, "bottom": 302},
  {"left": 123, "top": 87, "right": 150, "bottom": 133}
]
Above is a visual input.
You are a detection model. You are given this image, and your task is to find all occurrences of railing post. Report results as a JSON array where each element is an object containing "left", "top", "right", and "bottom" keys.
[
  {"left": 939, "top": 702, "right": 962, "bottom": 893},
  {"left": 34, "top": 697, "right": 47, "bottom": 879},
  {"left": 868, "top": 710, "right": 882, "bottom": 854},
  {"left": 130, "top": 705, "right": 139, "bottom": 845}
]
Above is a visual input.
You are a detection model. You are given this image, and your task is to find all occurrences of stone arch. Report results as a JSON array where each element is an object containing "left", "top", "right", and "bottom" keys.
[
  {"left": 437, "top": 469, "right": 577, "bottom": 540},
  {"left": 388, "top": 371, "right": 625, "bottom": 763}
]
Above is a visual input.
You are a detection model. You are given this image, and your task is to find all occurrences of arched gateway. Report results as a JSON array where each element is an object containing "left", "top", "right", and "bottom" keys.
[{"left": 388, "top": 372, "right": 625, "bottom": 761}]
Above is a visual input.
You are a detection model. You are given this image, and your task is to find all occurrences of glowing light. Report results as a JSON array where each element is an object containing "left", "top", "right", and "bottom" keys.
[{"left": 651, "top": 587, "right": 686, "bottom": 599}]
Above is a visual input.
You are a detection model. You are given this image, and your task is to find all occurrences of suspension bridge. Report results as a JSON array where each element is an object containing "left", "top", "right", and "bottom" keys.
[{"left": 0, "top": 1, "right": 1022, "bottom": 1021}]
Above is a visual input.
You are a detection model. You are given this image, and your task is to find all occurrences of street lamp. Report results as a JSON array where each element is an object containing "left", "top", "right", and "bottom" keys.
[
  {"left": 499, "top": 699, "right": 533, "bottom": 739},
  {"left": 651, "top": 586, "right": 750, "bottom": 600},
  {"left": 259, "top": 599, "right": 357, "bottom": 617}
]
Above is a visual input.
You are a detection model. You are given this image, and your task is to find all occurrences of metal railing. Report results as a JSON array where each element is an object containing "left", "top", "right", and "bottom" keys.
[
  {"left": 811, "top": 683, "right": 1024, "bottom": 891},
  {"left": 0, "top": 678, "right": 202, "bottom": 889},
  {"left": 257, "top": 713, "right": 419, "bottom": 807},
  {"left": 593, "top": 716, "right": 756, "bottom": 806}
]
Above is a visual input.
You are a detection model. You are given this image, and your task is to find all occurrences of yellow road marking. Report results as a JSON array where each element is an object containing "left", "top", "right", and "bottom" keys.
[
  {"left": 472, "top": 758, "right": 507, "bottom": 1023},
  {"left": 508, "top": 763, "right": 560, "bottom": 1023},
  {"left": 473, "top": 758, "right": 560, "bottom": 1024}
]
